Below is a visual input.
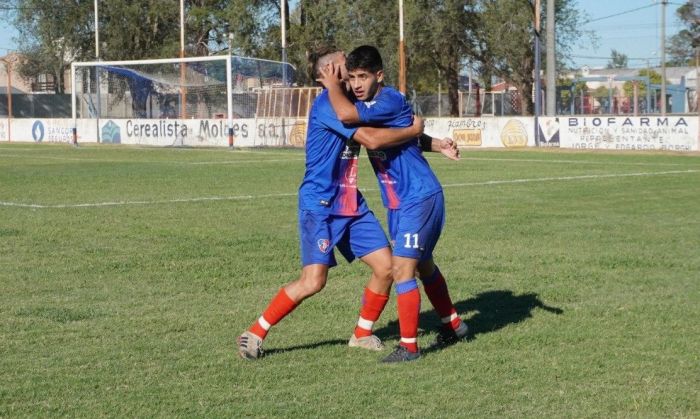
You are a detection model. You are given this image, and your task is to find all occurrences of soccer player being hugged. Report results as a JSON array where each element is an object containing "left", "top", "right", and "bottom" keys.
[
  {"left": 238, "top": 45, "right": 425, "bottom": 360},
  {"left": 317, "top": 45, "right": 468, "bottom": 362}
]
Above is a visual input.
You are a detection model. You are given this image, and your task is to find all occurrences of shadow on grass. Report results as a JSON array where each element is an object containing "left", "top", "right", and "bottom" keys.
[
  {"left": 261, "top": 290, "right": 562, "bottom": 358},
  {"left": 265, "top": 339, "right": 347, "bottom": 356},
  {"left": 374, "top": 289, "right": 563, "bottom": 355}
]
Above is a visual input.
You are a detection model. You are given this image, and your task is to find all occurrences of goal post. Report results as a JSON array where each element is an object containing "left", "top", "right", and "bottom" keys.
[{"left": 71, "top": 55, "right": 300, "bottom": 147}]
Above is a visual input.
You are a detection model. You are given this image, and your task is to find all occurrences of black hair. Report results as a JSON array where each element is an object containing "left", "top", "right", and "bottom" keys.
[
  {"left": 346, "top": 45, "right": 383, "bottom": 73},
  {"left": 307, "top": 43, "right": 341, "bottom": 82}
]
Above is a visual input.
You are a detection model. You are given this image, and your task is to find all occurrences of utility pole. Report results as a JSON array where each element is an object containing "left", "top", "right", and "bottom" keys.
[
  {"left": 94, "top": 0, "right": 101, "bottom": 143},
  {"left": 534, "top": 0, "right": 542, "bottom": 145},
  {"left": 180, "top": 0, "right": 187, "bottom": 118},
  {"left": 660, "top": 0, "right": 667, "bottom": 115},
  {"left": 1, "top": 57, "right": 12, "bottom": 142},
  {"left": 398, "top": 0, "right": 406, "bottom": 94},
  {"left": 545, "top": 0, "right": 555, "bottom": 116},
  {"left": 281, "top": 0, "right": 287, "bottom": 85}
]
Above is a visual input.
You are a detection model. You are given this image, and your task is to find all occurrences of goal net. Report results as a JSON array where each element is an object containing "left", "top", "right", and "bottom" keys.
[{"left": 72, "top": 55, "right": 299, "bottom": 146}]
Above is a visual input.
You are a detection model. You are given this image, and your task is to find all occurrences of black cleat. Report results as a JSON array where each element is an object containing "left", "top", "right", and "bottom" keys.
[
  {"left": 435, "top": 322, "right": 469, "bottom": 347},
  {"left": 381, "top": 345, "right": 421, "bottom": 363}
]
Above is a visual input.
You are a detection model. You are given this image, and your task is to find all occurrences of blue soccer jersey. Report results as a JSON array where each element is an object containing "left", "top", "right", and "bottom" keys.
[
  {"left": 356, "top": 86, "right": 442, "bottom": 209},
  {"left": 299, "top": 89, "right": 369, "bottom": 216}
]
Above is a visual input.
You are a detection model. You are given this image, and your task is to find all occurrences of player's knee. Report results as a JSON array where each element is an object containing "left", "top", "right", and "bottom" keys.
[
  {"left": 299, "top": 273, "right": 326, "bottom": 296},
  {"left": 374, "top": 263, "right": 393, "bottom": 282},
  {"left": 391, "top": 264, "right": 414, "bottom": 282}
]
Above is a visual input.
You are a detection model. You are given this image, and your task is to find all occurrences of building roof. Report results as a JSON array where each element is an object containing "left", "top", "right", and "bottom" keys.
[{"left": 581, "top": 66, "right": 697, "bottom": 86}]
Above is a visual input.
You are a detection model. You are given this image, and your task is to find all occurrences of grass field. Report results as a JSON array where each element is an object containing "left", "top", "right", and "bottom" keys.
[{"left": 1, "top": 142, "right": 699, "bottom": 417}]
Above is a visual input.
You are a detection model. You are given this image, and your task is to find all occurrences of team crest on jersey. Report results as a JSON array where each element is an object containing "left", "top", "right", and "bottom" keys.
[{"left": 317, "top": 239, "right": 330, "bottom": 253}]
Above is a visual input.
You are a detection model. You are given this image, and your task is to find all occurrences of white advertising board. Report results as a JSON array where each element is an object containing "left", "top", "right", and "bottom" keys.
[
  {"left": 539, "top": 116, "right": 699, "bottom": 152},
  {"left": 5, "top": 118, "right": 76, "bottom": 143},
  {"left": 2, "top": 116, "right": 697, "bottom": 152},
  {"left": 425, "top": 117, "right": 536, "bottom": 148},
  {"left": 93, "top": 118, "right": 308, "bottom": 148}
]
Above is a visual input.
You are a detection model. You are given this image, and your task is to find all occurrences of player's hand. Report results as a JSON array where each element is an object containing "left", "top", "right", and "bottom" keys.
[
  {"left": 316, "top": 61, "right": 343, "bottom": 90},
  {"left": 411, "top": 115, "right": 425, "bottom": 137},
  {"left": 439, "top": 137, "right": 460, "bottom": 161}
]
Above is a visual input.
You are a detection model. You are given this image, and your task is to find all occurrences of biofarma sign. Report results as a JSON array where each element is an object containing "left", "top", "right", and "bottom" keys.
[{"left": 550, "top": 116, "right": 698, "bottom": 152}]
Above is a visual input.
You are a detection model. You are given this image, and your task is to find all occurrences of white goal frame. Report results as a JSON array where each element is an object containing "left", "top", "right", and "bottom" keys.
[{"left": 71, "top": 55, "right": 294, "bottom": 146}]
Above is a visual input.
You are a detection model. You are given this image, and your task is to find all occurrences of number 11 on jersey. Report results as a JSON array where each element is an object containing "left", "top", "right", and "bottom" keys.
[{"left": 403, "top": 233, "right": 419, "bottom": 249}]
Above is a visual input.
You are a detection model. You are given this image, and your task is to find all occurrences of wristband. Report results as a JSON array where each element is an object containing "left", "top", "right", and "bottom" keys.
[{"left": 419, "top": 135, "right": 432, "bottom": 152}]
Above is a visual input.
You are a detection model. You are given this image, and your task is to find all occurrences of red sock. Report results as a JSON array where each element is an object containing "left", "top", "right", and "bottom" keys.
[
  {"left": 396, "top": 279, "right": 420, "bottom": 353},
  {"left": 354, "top": 287, "right": 389, "bottom": 338},
  {"left": 249, "top": 288, "right": 298, "bottom": 340},
  {"left": 421, "top": 267, "right": 463, "bottom": 331}
]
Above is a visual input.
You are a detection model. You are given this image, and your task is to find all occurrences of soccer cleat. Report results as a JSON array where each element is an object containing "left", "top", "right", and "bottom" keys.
[
  {"left": 348, "top": 334, "right": 385, "bottom": 351},
  {"left": 237, "top": 331, "right": 264, "bottom": 360},
  {"left": 435, "top": 321, "right": 469, "bottom": 347},
  {"left": 381, "top": 345, "right": 421, "bottom": 363}
]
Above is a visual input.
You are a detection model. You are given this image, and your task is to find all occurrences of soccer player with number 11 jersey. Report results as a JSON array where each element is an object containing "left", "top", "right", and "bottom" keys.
[{"left": 318, "top": 45, "right": 468, "bottom": 362}]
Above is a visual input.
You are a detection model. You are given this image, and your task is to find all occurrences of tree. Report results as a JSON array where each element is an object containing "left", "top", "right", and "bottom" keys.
[
  {"left": 1, "top": 0, "right": 94, "bottom": 93},
  {"left": 667, "top": 1, "right": 699, "bottom": 66},
  {"left": 100, "top": 1, "right": 180, "bottom": 61},
  {"left": 606, "top": 49, "right": 628, "bottom": 69},
  {"left": 407, "top": 0, "right": 477, "bottom": 116},
  {"left": 623, "top": 69, "right": 661, "bottom": 99},
  {"left": 469, "top": 0, "right": 593, "bottom": 115},
  {"left": 2, "top": 0, "right": 594, "bottom": 112}
]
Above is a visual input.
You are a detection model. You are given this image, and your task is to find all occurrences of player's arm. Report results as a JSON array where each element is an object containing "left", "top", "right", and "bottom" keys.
[
  {"left": 353, "top": 116, "right": 424, "bottom": 151},
  {"left": 419, "top": 134, "right": 460, "bottom": 161},
  {"left": 317, "top": 62, "right": 361, "bottom": 124}
]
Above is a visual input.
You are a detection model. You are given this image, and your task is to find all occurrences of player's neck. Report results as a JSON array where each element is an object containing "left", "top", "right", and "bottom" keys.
[{"left": 366, "top": 84, "right": 383, "bottom": 102}]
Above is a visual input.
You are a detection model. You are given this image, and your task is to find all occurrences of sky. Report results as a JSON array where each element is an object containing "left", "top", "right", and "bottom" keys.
[
  {"left": 570, "top": 0, "right": 687, "bottom": 69},
  {"left": 0, "top": 1, "right": 688, "bottom": 70}
]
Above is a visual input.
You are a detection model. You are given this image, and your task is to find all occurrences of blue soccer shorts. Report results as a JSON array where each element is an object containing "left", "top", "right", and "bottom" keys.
[
  {"left": 299, "top": 209, "right": 390, "bottom": 268},
  {"left": 387, "top": 191, "right": 445, "bottom": 261}
]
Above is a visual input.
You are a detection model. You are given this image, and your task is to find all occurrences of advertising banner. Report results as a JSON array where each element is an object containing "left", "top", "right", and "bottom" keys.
[
  {"left": 93, "top": 118, "right": 306, "bottom": 147},
  {"left": 3, "top": 116, "right": 697, "bottom": 152},
  {"left": 547, "top": 116, "right": 699, "bottom": 152},
  {"left": 425, "top": 117, "right": 536, "bottom": 148}
]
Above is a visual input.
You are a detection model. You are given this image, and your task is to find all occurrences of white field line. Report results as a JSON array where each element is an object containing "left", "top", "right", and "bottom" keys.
[
  {"left": 187, "top": 158, "right": 305, "bottom": 165},
  {"left": 441, "top": 169, "right": 699, "bottom": 188},
  {"left": 447, "top": 156, "right": 692, "bottom": 167},
  {"left": 2, "top": 148, "right": 696, "bottom": 168},
  {"left": 0, "top": 153, "right": 305, "bottom": 165},
  {"left": 1, "top": 169, "right": 697, "bottom": 209}
]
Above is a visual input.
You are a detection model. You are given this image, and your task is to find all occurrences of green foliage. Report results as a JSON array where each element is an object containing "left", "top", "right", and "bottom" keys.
[
  {"left": 606, "top": 49, "right": 628, "bottom": 69},
  {"left": 667, "top": 1, "right": 699, "bottom": 66},
  {"left": 3, "top": 0, "right": 94, "bottom": 92},
  {"left": 1, "top": 144, "right": 699, "bottom": 417},
  {"left": 2, "top": 0, "right": 593, "bottom": 113},
  {"left": 622, "top": 69, "right": 661, "bottom": 98},
  {"left": 591, "top": 85, "right": 609, "bottom": 98},
  {"left": 471, "top": 0, "right": 593, "bottom": 115},
  {"left": 406, "top": 0, "right": 477, "bottom": 115}
]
